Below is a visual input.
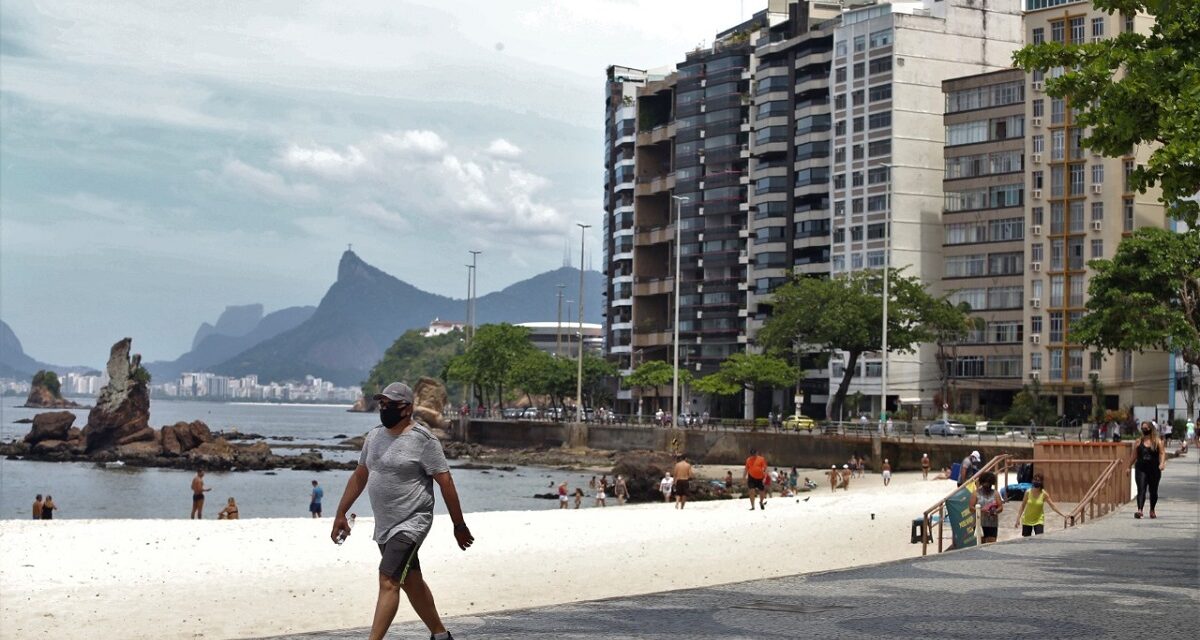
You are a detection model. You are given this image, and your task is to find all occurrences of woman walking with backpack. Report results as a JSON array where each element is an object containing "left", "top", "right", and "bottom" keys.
[{"left": 1130, "top": 421, "right": 1167, "bottom": 519}]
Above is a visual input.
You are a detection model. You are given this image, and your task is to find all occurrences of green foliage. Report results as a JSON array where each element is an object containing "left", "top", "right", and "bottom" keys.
[
  {"left": 759, "top": 270, "right": 966, "bottom": 420},
  {"left": 363, "top": 329, "right": 466, "bottom": 398},
  {"left": 131, "top": 366, "right": 152, "bottom": 385},
  {"left": 1071, "top": 227, "right": 1200, "bottom": 371},
  {"left": 31, "top": 370, "right": 61, "bottom": 397},
  {"left": 624, "top": 360, "right": 675, "bottom": 390},
  {"left": 1012, "top": 0, "right": 1200, "bottom": 226},
  {"left": 445, "top": 324, "right": 536, "bottom": 407},
  {"left": 1004, "top": 380, "right": 1057, "bottom": 426},
  {"left": 1089, "top": 373, "right": 1107, "bottom": 422},
  {"left": 693, "top": 353, "right": 799, "bottom": 397}
]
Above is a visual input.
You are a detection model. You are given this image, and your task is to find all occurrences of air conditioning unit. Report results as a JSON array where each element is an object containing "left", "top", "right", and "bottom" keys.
[
  {"left": 1092, "top": 220, "right": 1103, "bottom": 232},
  {"left": 1032, "top": 117, "right": 1043, "bottom": 127},
  {"left": 1032, "top": 81, "right": 1044, "bottom": 91},
  {"left": 1031, "top": 334, "right": 1042, "bottom": 345},
  {"left": 1031, "top": 298, "right": 1042, "bottom": 308},
  {"left": 1091, "top": 184, "right": 1103, "bottom": 194},
  {"left": 1032, "top": 189, "right": 1043, "bottom": 200},
  {"left": 1032, "top": 153, "right": 1042, "bottom": 164},
  {"left": 1030, "top": 371, "right": 1041, "bottom": 379},
  {"left": 1031, "top": 224, "right": 1042, "bottom": 236},
  {"left": 1031, "top": 261, "right": 1042, "bottom": 272}
]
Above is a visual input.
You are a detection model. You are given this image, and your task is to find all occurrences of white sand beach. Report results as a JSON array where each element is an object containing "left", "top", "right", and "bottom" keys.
[{"left": 2, "top": 471, "right": 968, "bottom": 639}]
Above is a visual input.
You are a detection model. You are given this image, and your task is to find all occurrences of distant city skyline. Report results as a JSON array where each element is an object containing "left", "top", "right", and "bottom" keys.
[{"left": 0, "top": 0, "right": 748, "bottom": 365}]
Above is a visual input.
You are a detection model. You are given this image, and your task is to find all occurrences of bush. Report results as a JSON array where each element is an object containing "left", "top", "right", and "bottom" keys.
[
  {"left": 31, "top": 370, "right": 61, "bottom": 397},
  {"left": 130, "top": 366, "right": 152, "bottom": 385}
]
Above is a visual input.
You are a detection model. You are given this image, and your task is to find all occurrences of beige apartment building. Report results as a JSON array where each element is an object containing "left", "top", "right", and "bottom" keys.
[
  {"left": 1021, "top": 0, "right": 1168, "bottom": 417},
  {"left": 941, "top": 68, "right": 1027, "bottom": 416}
]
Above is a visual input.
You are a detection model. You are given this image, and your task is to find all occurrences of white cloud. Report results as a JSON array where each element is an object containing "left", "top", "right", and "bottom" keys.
[
  {"left": 485, "top": 138, "right": 522, "bottom": 159},
  {"left": 220, "top": 159, "right": 321, "bottom": 202},
  {"left": 378, "top": 130, "right": 448, "bottom": 157},
  {"left": 279, "top": 144, "right": 366, "bottom": 179}
]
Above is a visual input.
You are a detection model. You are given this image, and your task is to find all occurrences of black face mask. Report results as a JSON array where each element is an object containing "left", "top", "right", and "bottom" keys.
[
  {"left": 380, "top": 405, "right": 409, "bottom": 428},
  {"left": 1032, "top": 482, "right": 1043, "bottom": 489},
  {"left": 1142, "top": 429, "right": 1151, "bottom": 435}
]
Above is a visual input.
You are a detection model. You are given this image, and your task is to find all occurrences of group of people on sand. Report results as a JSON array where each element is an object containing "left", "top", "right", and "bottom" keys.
[
  {"left": 187, "top": 470, "right": 327, "bottom": 520},
  {"left": 556, "top": 474, "right": 629, "bottom": 509},
  {"left": 31, "top": 494, "right": 58, "bottom": 520}
]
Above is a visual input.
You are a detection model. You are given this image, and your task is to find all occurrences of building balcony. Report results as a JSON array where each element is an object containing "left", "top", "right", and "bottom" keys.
[
  {"left": 636, "top": 122, "right": 677, "bottom": 147},
  {"left": 634, "top": 276, "right": 675, "bottom": 297},
  {"left": 632, "top": 327, "right": 673, "bottom": 347},
  {"left": 635, "top": 173, "right": 676, "bottom": 196},
  {"left": 635, "top": 224, "right": 675, "bottom": 246}
]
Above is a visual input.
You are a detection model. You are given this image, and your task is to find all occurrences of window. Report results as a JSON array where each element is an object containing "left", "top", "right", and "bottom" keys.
[
  {"left": 1070, "top": 200, "right": 1085, "bottom": 232},
  {"left": 867, "top": 250, "right": 886, "bottom": 268},
  {"left": 835, "top": 67, "right": 847, "bottom": 83},
  {"left": 851, "top": 253, "right": 863, "bottom": 269},
  {"left": 991, "top": 115, "right": 1024, "bottom": 140},
  {"left": 1031, "top": 352, "right": 1043, "bottom": 371},
  {"left": 945, "top": 189, "right": 988, "bottom": 212},
  {"left": 1049, "top": 312, "right": 1064, "bottom": 344},
  {"left": 1070, "top": 163, "right": 1086, "bottom": 196},
  {"left": 1068, "top": 348, "right": 1084, "bottom": 380},
  {"left": 945, "top": 222, "right": 987, "bottom": 245},
  {"left": 988, "top": 252, "right": 1023, "bottom": 276},
  {"left": 835, "top": 94, "right": 847, "bottom": 110},
  {"left": 1032, "top": 279, "right": 1044, "bottom": 301},
  {"left": 1032, "top": 206, "right": 1044, "bottom": 226},
  {"left": 1069, "top": 237, "right": 1085, "bottom": 269},
  {"left": 833, "top": 174, "right": 846, "bottom": 189},
  {"left": 869, "top": 29, "right": 892, "bottom": 48},
  {"left": 1124, "top": 13, "right": 1135, "bottom": 33},
  {"left": 864, "top": 362, "right": 882, "bottom": 377},
  {"left": 990, "top": 184, "right": 1023, "bottom": 208},
  {"left": 989, "top": 322, "right": 1023, "bottom": 344},
  {"left": 1090, "top": 201, "right": 1104, "bottom": 222},
  {"left": 1123, "top": 198, "right": 1134, "bottom": 231},
  {"left": 1032, "top": 170, "right": 1044, "bottom": 190},
  {"left": 868, "top": 166, "right": 889, "bottom": 184},
  {"left": 852, "top": 144, "right": 864, "bottom": 160},
  {"left": 1091, "top": 17, "right": 1105, "bottom": 39},
  {"left": 1031, "top": 243, "right": 1044, "bottom": 262},
  {"left": 987, "top": 286, "right": 1023, "bottom": 309},
  {"left": 1091, "top": 164, "right": 1104, "bottom": 185},
  {"left": 1091, "top": 238, "right": 1104, "bottom": 258},
  {"left": 868, "top": 139, "right": 891, "bottom": 157},
  {"left": 947, "top": 120, "right": 989, "bottom": 146},
  {"left": 949, "top": 288, "right": 986, "bottom": 311},
  {"left": 852, "top": 90, "right": 864, "bottom": 106},
  {"left": 1051, "top": 129, "right": 1065, "bottom": 161},
  {"left": 1050, "top": 202, "right": 1065, "bottom": 234},
  {"left": 834, "top": 120, "right": 846, "bottom": 136},
  {"left": 835, "top": 41, "right": 847, "bottom": 57},
  {"left": 1033, "top": 99, "right": 1044, "bottom": 118},
  {"left": 868, "top": 111, "right": 891, "bottom": 129},
  {"left": 853, "top": 116, "right": 864, "bottom": 132},
  {"left": 854, "top": 35, "right": 865, "bottom": 52},
  {"left": 1032, "top": 27, "right": 1045, "bottom": 45},
  {"left": 1050, "top": 98, "right": 1065, "bottom": 125},
  {"left": 869, "top": 84, "right": 892, "bottom": 102},
  {"left": 1051, "top": 20, "right": 1065, "bottom": 44},
  {"left": 834, "top": 148, "right": 846, "bottom": 163},
  {"left": 989, "top": 217, "right": 1024, "bottom": 241},
  {"left": 1050, "top": 238, "right": 1064, "bottom": 270},
  {"left": 1049, "top": 349, "right": 1063, "bottom": 379},
  {"left": 1031, "top": 315, "right": 1043, "bottom": 335},
  {"left": 1090, "top": 352, "right": 1103, "bottom": 371},
  {"left": 1071, "top": 17, "right": 1085, "bottom": 43},
  {"left": 853, "top": 62, "right": 865, "bottom": 78},
  {"left": 952, "top": 356, "right": 985, "bottom": 378},
  {"left": 1050, "top": 275, "right": 1065, "bottom": 306},
  {"left": 852, "top": 198, "right": 864, "bottom": 214},
  {"left": 1051, "top": 166, "right": 1065, "bottom": 197},
  {"left": 945, "top": 254, "right": 986, "bottom": 278},
  {"left": 867, "top": 195, "right": 888, "bottom": 212},
  {"left": 1032, "top": 134, "right": 1045, "bottom": 154},
  {"left": 867, "top": 222, "right": 887, "bottom": 240},
  {"left": 868, "top": 57, "right": 892, "bottom": 74},
  {"left": 1123, "top": 159, "right": 1134, "bottom": 192}
]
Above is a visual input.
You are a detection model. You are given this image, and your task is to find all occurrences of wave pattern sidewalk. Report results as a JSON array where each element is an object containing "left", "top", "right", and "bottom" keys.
[{"left": 261, "top": 456, "right": 1199, "bottom": 639}]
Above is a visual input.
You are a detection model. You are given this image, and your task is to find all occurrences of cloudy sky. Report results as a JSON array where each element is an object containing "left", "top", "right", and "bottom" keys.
[{"left": 0, "top": 0, "right": 753, "bottom": 367}]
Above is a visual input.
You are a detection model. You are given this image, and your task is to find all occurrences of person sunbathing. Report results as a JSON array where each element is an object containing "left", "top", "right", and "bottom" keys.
[{"left": 217, "top": 497, "right": 239, "bottom": 520}]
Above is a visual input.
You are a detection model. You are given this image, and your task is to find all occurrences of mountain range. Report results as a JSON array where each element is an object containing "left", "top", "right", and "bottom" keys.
[
  {"left": 0, "top": 320, "right": 96, "bottom": 379},
  {"left": 211, "top": 250, "right": 603, "bottom": 385}
]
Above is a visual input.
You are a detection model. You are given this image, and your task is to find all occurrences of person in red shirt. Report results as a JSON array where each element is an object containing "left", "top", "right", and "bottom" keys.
[{"left": 744, "top": 448, "right": 768, "bottom": 510}]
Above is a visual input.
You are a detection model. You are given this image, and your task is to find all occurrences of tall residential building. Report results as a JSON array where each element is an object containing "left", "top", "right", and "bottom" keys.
[
  {"left": 827, "top": 0, "right": 1023, "bottom": 420},
  {"left": 1021, "top": 0, "right": 1168, "bottom": 415},
  {"left": 941, "top": 68, "right": 1028, "bottom": 416},
  {"left": 602, "top": 64, "right": 647, "bottom": 403}
]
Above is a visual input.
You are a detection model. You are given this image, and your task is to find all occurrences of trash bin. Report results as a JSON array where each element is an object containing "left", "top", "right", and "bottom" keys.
[{"left": 950, "top": 461, "right": 962, "bottom": 482}]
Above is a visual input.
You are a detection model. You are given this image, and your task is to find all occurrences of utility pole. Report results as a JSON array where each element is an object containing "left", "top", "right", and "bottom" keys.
[
  {"left": 670, "top": 195, "right": 689, "bottom": 429},
  {"left": 575, "top": 223, "right": 591, "bottom": 422},
  {"left": 879, "top": 163, "right": 892, "bottom": 425},
  {"left": 464, "top": 263, "right": 474, "bottom": 407},
  {"left": 469, "top": 250, "right": 482, "bottom": 339},
  {"left": 555, "top": 284, "right": 566, "bottom": 357}
]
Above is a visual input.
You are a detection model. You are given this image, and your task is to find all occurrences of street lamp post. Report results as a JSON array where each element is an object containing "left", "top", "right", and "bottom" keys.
[
  {"left": 670, "top": 195, "right": 689, "bottom": 429},
  {"left": 469, "top": 250, "right": 482, "bottom": 339},
  {"left": 575, "top": 223, "right": 591, "bottom": 422},
  {"left": 555, "top": 284, "right": 566, "bottom": 357},
  {"left": 879, "top": 164, "right": 892, "bottom": 426}
]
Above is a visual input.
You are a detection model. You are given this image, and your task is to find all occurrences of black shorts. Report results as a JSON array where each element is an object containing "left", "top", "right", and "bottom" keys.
[
  {"left": 309, "top": 502, "right": 322, "bottom": 513},
  {"left": 747, "top": 477, "right": 765, "bottom": 491},
  {"left": 981, "top": 526, "right": 998, "bottom": 539},
  {"left": 378, "top": 534, "right": 422, "bottom": 582},
  {"left": 1021, "top": 524, "right": 1044, "bottom": 537},
  {"left": 674, "top": 479, "right": 690, "bottom": 497},
  {"left": 193, "top": 494, "right": 204, "bottom": 503}
]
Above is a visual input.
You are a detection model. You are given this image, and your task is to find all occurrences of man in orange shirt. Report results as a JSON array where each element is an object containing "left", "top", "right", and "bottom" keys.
[{"left": 744, "top": 448, "right": 768, "bottom": 510}]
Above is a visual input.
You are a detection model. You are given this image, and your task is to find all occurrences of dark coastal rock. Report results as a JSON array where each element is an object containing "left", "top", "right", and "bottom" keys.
[
  {"left": 413, "top": 377, "right": 448, "bottom": 429},
  {"left": 32, "top": 439, "right": 71, "bottom": 455},
  {"left": 611, "top": 451, "right": 676, "bottom": 503},
  {"left": 83, "top": 338, "right": 155, "bottom": 452},
  {"left": 340, "top": 433, "right": 367, "bottom": 449},
  {"left": 14, "top": 418, "right": 34, "bottom": 424},
  {"left": 23, "top": 384, "right": 83, "bottom": 409},
  {"left": 116, "top": 435, "right": 164, "bottom": 461},
  {"left": 24, "top": 411, "right": 76, "bottom": 444},
  {"left": 442, "top": 441, "right": 483, "bottom": 460},
  {"left": 217, "top": 430, "right": 266, "bottom": 441},
  {"left": 349, "top": 396, "right": 377, "bottom": 413},
  {"left": 162, "top": 420, "right": 213, "bottom": 455}
]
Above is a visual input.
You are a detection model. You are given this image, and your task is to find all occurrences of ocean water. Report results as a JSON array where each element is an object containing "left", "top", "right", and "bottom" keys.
[{"left": 0, "top": 397, "right": 612, "bottom": 520}]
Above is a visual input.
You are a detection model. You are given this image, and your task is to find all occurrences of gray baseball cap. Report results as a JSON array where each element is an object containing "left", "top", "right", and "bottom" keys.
[{"left": 373, "top": 382, "right": 413, "bottom": 404}]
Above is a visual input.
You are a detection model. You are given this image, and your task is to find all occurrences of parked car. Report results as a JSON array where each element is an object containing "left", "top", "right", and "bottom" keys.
[
  {"left": 501, "top": 407, "right": 522, "bottom": 419},
  {"left": 925, "top": 419, "right": 966, "bottom": 437},
  {"left": 782, "top": 414, "right": 816, "bottom": 431},
  {"left": 520, "top": 407, "right": 540, "bottom": 419}
]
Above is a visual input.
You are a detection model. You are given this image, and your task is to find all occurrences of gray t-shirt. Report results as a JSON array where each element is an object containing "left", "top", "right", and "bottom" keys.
[{"left": 358, "top": 421, "right": 450, "bottom": 544}]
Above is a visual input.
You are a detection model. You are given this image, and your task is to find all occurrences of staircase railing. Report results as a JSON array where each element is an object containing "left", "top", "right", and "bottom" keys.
[
  {"left": 921, "top": 454, "right": 1011, "bottom": 556},
  {"left": 1065, "top": 459, "right": 1124, "bottom": 526}
]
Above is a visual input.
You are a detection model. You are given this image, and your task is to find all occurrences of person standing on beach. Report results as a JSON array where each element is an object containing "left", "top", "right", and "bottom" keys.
[
  {"left": 672, "top": 455, "right": 693, "bottom": 509},
  {"left": 1130, "top": 421, "right": 1167, "bottom": 519},
  {"left": 40, "top": 495, "right": 57, "bottom": 519},
  {"left": 558, "top": 481, "right": 569, "bottom": 510},
  {"left": 921, "top": 453, "right": 931, "bottom": 480},
  {"left": 32, "top": 494, "right": 43, "bottom": 520},
  {"left": 827, "top": 465, "right": 838, "bottom": 492},
  {"left": 744, "top": 448, "right": 767, "bottom": 510},
  {"left": 881, "top": 459, "right": 892, "bottom": 486},
  {"left": 310, "top": 480, "right": 324, "bottom": 518},
  {"left": 840, "top": 465, "right": 851, "bottom": 491},
  {"left": 573, "top": 487, "right": 584, "bottom": 509},
  {"left": 330, "top": 382, "right": 474, "bottom": 640},
  {"left": 190, "top": 470, "right": 211, "bottom": 519},
  {"left": 614, "top": 476, "right": 628, "bottom": 505}
]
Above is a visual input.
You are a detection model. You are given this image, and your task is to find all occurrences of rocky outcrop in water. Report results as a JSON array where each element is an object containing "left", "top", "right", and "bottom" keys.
[
  {"left": 22, "top": 371, "right": 83, "bottom": 408},
  {"left": 161, "top": 420, "right": 214, "bottom": 455},
  {"left": 82, "top": 338, "right": 154, "bottom": 453}
]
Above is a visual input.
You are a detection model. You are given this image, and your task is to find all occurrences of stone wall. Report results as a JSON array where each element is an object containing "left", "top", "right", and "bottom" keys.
[{"left": 463, "top": 419, "right": 1033, "bottom": 472}]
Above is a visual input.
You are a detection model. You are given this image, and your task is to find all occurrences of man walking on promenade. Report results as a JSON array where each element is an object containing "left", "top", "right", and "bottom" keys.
[
  {"left": 331, "top": 382, "right": 474, "bottom": 640},
  {"left": 744, "top": 448, "right": 768, "bottom": 510},
  {"left": 310, "top": 480, "right": 324, "bottom": 518},
  {"left": 672, "top": 455, "right": 693, "bottom": 509},
  {"left": 190, "top": 469, "right": 211, "bottom": 519}
]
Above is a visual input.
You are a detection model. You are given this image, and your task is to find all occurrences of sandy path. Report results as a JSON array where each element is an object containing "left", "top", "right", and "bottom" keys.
[{"left": 1, "top": 472, "right": 955, "bottom": 639}]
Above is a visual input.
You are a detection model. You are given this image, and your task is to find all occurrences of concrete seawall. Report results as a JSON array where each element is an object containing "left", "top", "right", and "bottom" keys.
[{"left": 460, "top": 420, "right": 1033, "bottom": 472}]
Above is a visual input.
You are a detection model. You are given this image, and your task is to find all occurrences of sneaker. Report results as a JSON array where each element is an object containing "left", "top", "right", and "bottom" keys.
[
  {"left": 430, "top": 633, "right": 454, "bottom": 640},
  {"left": 1149, "top": 511, "right": 1157, "bottom": 519},
  {"left": 1134, "top": 511, "right": 1143, "bottom": 519}
]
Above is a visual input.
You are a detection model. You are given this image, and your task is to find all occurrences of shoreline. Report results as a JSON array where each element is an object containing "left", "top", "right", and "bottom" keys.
[{"left": 1, "top": 471, "right": 962, "bottom": 639}]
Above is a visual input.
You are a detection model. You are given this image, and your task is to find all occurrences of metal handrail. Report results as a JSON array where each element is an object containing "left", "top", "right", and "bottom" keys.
[
  {"left": 921, "top": 454, "right": 1012, "bottom": 556},
  {"left": 1064, "top": 459, "right": 1124, "bottom": 527}
]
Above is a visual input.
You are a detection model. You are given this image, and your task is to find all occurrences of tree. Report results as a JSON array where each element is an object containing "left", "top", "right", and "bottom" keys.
[
  {"left": 693, "top": 353, "right": 799, "bottom": 398},
  {"left": 758, "top": 270, "right": 967, "bottom": 421},
  {"left": 1089, "top": 373, "right": 1108, "bottom": 424},
  {"left": 1012, "top": 0, "right": 1200, "bottom": 226},
  {"left": 31, "top": 370, "right": 61, "bottom": 397},
  {"left": 623, "top": 360, "right": 691, "bottom": 413},
  {"left": 445, "top": 324, "right": 536, "bottom": 409},
  {"left": 1005, "top": 379, "right": 1058, "bottom": 427},
  {"left": 362, "top": 329, "right": 466, "bottom": 403},
  {"left": 1070, "top": 227, "right": 1200, "bottom": 423}
]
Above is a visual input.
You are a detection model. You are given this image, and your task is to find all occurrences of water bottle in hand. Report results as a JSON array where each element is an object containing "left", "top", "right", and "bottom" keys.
[{"left": 336, "top": 513, "right": 356, "bottom": 545}]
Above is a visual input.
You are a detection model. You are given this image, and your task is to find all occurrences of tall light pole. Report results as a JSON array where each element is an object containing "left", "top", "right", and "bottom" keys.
[
  {"left": 880, "top": 163, "right": 892, "bottom": 426},
  {"left": 670, "top": 195, "right": 689, "bottom": 429},
  {"left": 575, "top": 223, "right": 591, "bottom": 422},
  {"left": 469, "top": 250, "right": 482, "bottom": 338},
  {"left": 464, "top": 263, "right": 475, "bottom": 408},
  {"left": 555, "top": 284, "right": 566, "bottom": 357}
]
